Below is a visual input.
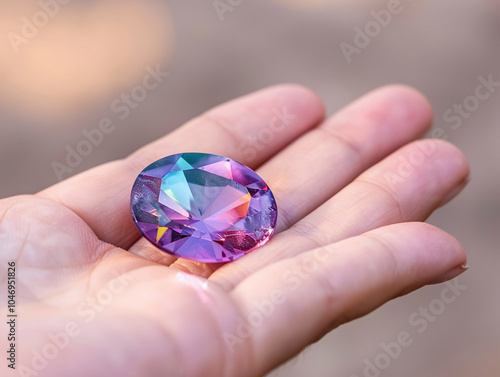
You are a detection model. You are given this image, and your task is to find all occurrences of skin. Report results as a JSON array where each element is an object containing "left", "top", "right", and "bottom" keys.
[{"left": 0, "top": 85, "right": 470, "bottom": 377}]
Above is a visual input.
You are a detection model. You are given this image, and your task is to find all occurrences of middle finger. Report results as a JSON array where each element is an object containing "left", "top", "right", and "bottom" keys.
[{"left": 170, "top": 85, "right": 433, "bottom": 275}]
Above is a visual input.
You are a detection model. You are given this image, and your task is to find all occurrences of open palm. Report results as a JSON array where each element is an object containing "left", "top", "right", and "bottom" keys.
[{"left": 1, "top": 85, "right": 469, "bottom": 377}]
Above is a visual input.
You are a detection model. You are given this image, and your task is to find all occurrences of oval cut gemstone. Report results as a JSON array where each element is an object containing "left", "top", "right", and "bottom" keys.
[{"left": 130, "top": 153, "right": 277, "bottom": 263}]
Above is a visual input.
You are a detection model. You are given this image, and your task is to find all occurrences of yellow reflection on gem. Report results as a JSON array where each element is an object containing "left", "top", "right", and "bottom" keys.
[{"left": 156, "top": 226, "right": 168, "bottom": 242}]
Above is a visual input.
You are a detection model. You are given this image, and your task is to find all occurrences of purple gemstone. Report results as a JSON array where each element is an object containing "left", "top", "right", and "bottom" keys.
[{"left": 130, "top": 153, "right": 277, "bottom": 263}]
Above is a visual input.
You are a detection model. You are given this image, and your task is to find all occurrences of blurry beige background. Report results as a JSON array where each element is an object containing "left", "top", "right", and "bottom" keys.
[{"left": 0, "top": 0, "right": 499, "bottom": 376}]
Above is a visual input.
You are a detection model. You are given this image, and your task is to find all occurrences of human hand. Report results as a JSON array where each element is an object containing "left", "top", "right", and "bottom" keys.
[{"left": 0, "top": 85, "right": 469, "bottom": 377}]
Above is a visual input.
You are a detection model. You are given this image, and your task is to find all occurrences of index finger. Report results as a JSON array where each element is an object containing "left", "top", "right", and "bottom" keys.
[{"left": 38, "top": 85, "right": 325, "bottom": 249}]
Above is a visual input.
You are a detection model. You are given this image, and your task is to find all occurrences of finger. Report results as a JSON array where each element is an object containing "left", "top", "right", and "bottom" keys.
[
  {"left": 262, "top": 84, "right": 433, "bottom": 232},
  {"left": 229, "top": 223, "right": 467, "bottom": 375},
  {"left": 169, "top": 85, "right": 433, "bottom": 275},
  {"left": 212, "top": 139, "right": 469, "bottom": 288},
  {"left": 38, "top": 85, "right": 325, "bottom": 249}
]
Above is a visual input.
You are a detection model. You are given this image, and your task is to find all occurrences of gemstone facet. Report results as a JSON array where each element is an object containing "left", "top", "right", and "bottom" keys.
[{"left": 130, "top": 153, "right": 277, "bottom": 263}]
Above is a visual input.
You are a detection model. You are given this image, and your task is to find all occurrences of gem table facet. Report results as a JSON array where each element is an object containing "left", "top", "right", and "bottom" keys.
[{"left": 130, "top": 153, "right": 277, "bottom": 263}]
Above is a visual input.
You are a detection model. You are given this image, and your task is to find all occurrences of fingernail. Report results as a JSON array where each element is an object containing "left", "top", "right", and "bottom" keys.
[
  {"left": 439, "top": 177, "right": 470, "bottom": 208},
  {"left": 430, "top": 264, "right": 469, "bottom": 284}
]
